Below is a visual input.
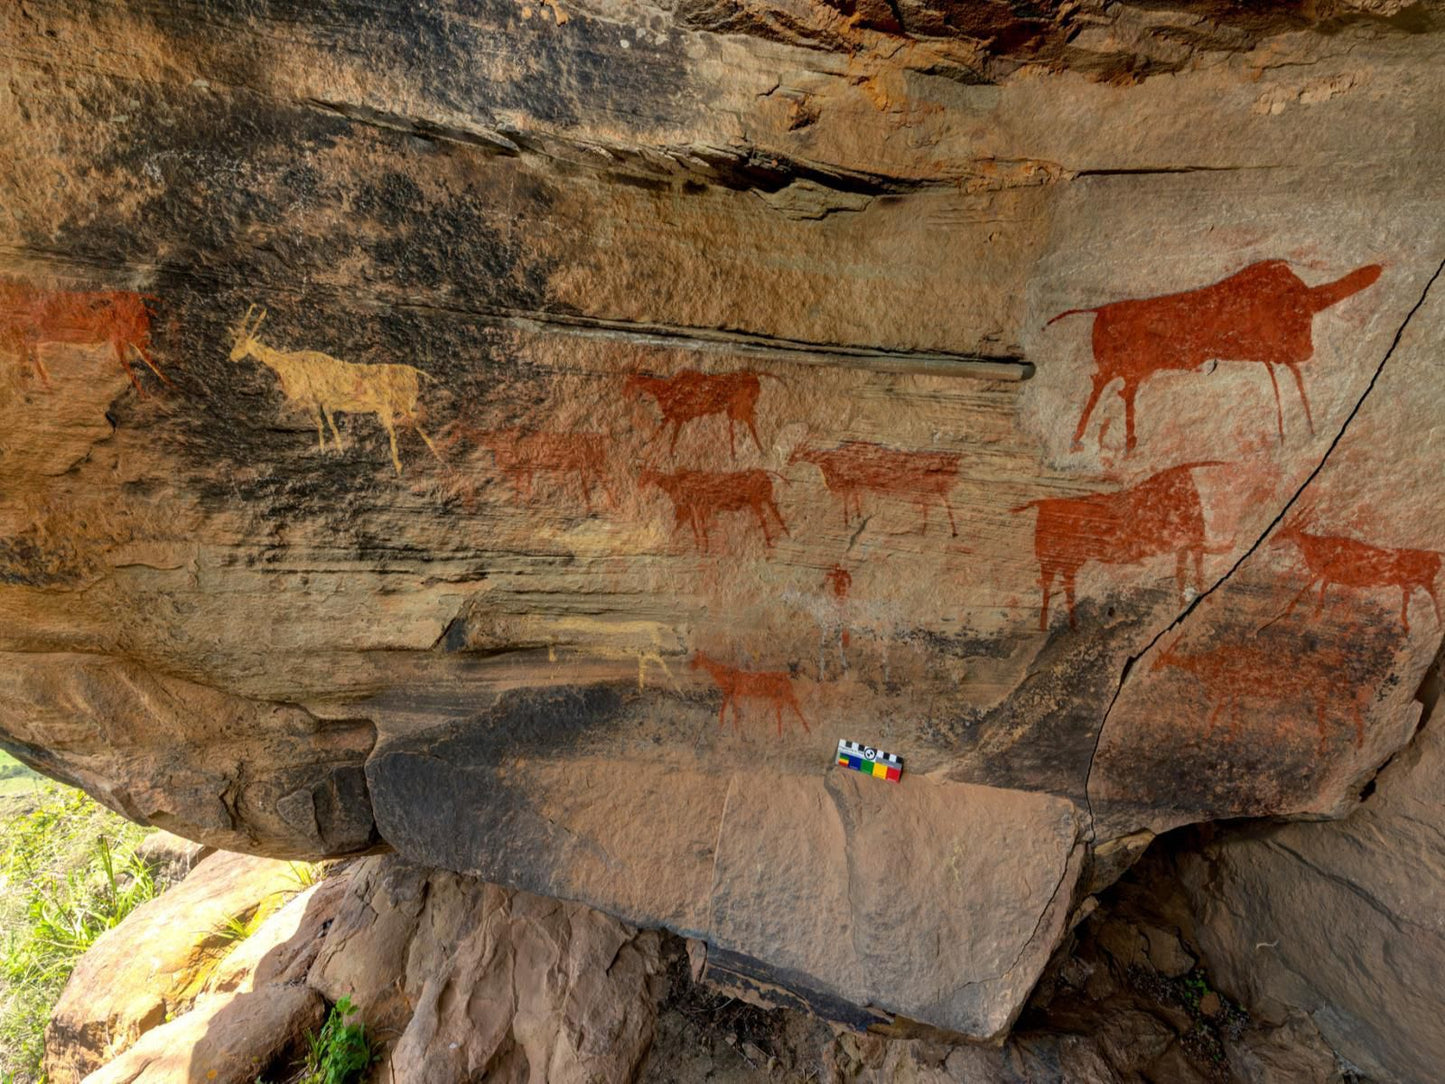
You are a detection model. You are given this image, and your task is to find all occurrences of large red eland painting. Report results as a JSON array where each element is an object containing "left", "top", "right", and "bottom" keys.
[
  {"left": 1049, "top": 260, "right": 1382, "bottom": 452},
  {"left": 1013, "top": 462, "right": 1225, "bottom": 630}
]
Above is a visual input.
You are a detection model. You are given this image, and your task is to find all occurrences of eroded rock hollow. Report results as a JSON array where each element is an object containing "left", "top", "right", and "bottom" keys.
[{"left": 3, "top": 0, "right": 1445, "bottom": 1049}]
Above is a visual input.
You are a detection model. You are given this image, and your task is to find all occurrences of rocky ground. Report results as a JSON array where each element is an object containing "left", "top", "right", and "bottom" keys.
[{"left": 36, "top": 829, "right": 1362, "bottom": 1084}]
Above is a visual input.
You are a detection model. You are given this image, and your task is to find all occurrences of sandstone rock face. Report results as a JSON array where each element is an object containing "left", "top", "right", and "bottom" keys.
[
  {"left": 308, "top": 853, "right": 665, "bottom": 1083},
  {"left": 5, "top": 0, "right": 1445, "bottom": 1036},
  {"left": 45, "top": 850, "right": 307, "bottom": 1084},
  {"left": 1177, "top": 668, "right": 1445, "bottom": 1084}
]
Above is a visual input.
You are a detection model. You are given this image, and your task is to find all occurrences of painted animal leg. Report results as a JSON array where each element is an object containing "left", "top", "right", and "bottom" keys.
[
  {"left": 1038, "top": 569, "right": 1055, "bottom": 632},
  {"left": 406, "top": 417, "right": 445, "bottom": 464},
  {"left": 1121, "top": 382, "right": 1139, "bottom": 453},
  {"left": 1072, "top": 373, "right": 1111, "bottom": 449},
  {"left": 1265, "top": 363, "right": 1285, "bottom": 443},
  {"left": 753, "top": 503, "right": 776, "bottom": 548},
  {"left": 321, "top": 406, "right": 344, "bottom": 450},
  {"left": 128, "top": 341, "right": 171, "bottom": 386},
  {"left": 1194, "top": 546, "right": 1205, "bottom": 593},
  {"left": 1175, "top": 549, "right": 1188, "bottom": 602},
  {"left": 1283, "top": 578, "right": 1319, "bottom": 619},
  {"left": 788, "top": 696, "right": 810, "bottom": 733},
  {"left": 26, "top": 344, "right": 52, "bottom": 388},
  {"left": 745, "top": 414, "right": 763, "bottom": 455},
  {"left": 942, "top": 496, "right": 958, "bottom": 538},
  {"left": 718, "top": 695, "right": 730, "bottom": 730},
  {"left": 380, "top": 415, "right": 403, "bottom": 474},
  {"left": 774, "top": 702, "right": 783, "bottom": 737},
  {"left": 668, "top": 418, "right": 685, "bottom": 456},
  {"left": 310, "top": 406, "right": 328, "bottom": 450},
  {"left": 113, "top": 339, "right": 145, "bottom": 395},
  {"left": 1063, "top": 569, "right": 1078, "bottom": 629},
  {"left": 1285, "top": 363, "right": 1315, "bottom": 435},
  {"left": 1315, "top": 578, "right": 1330, "bottom": 617}
]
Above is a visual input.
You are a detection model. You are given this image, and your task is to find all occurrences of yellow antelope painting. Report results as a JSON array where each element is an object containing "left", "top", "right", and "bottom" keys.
[{"left": 229, "top": 305, "right": 443, "bottom": 474}]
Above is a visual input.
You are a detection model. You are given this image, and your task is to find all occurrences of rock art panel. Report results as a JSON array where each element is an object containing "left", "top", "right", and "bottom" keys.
[{"left": 2, "top": 0, "right": 1444, "bottom": 1045}]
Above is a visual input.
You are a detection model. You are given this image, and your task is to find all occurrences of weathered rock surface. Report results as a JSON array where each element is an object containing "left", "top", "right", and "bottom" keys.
[
  {"left": 45, "top": 850, "right": 304, "bottom": 1084},
  {"left": 1176, "top": 661, "right": 1445, "bottom": 1084},
  {"left": 5, "top": 0, "right": 1445, "bottom": 1038},
  {"left": 79, "top": 986, "right": 325, "bottom": 1084},
  {"left": 308, "top": 852, "right": 665, "bottom": 1083}
]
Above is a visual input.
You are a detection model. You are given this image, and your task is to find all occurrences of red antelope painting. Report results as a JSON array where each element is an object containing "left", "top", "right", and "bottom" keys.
[
  {"left": 468, "top": 427, "right": 613, "bottom": 509},
  {"left": 1048, "top": 260, "right": 1383, "bottom": 451},
  {"left": 1276, "top": 515, "right": 1442, "bottom": 633},
  {"left": 1013, "top": 462, "right": 1224, "bottom": 630},
  {"left": 1154, "top": 637, "right": 1369, "bottom": 751},
  {"left": 0, "top": 279, "right": 168, "bottom": 393},
  {"left": 624, "top": 369, "right": 774, "bottom": 458},
  {"left": 640, "top": 468, "right": 788, "bottom": 553},
  {"left": 790, "top": 440, "right": 961, "bottom": 536},
  {"left": 690, "top": 652, "right": 810, "bottom": 736}
]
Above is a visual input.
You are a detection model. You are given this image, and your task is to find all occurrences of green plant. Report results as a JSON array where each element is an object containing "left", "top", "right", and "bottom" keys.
[
  {"left": 287, "top": 861, "right": 322, "bottom": 890},
  {"left": 299, "top": 995, "right": 375, "bottom": 1084},
  {"left": 0, "top": 781, "right": 161, "bottom": 1082}
]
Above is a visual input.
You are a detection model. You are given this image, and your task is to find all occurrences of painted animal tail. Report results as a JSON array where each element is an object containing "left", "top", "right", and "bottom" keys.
[
  {"left": 1010, "top": 499, "right": 1045, "bottom": 514},
  {"left": 1045, "top": 307, "right": 1100, "bottom": 327},
  {"left": 1308, "top": 264, "right": 1383, "bottom": 312}
]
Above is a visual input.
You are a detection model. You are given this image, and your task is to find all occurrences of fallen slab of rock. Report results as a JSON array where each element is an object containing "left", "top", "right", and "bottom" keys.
[{"left": 45, "top": 850, "right": 307, "bottom": 1083}]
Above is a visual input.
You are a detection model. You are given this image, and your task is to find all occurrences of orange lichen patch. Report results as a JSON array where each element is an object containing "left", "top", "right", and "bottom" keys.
[
  {"left": 690, "top": 652, "right": 809, "bottom": 737},
  {"left": 1013, "top": 463, "right": 1225, "bottom": 631}
]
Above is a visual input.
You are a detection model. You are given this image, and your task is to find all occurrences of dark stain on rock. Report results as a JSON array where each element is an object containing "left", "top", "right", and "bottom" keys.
[
  {"left": 935, "top": 595, "right": 1160, "bottom": 802},
  {"left": 366, "top": 683, "right": 647, "bottom": 894},
  {"left": 112, "top": 0, "right": 691, "bottom": 133}
]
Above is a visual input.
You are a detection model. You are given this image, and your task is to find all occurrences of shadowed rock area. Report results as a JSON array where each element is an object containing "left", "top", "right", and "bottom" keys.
[{"left": 4, "top": 0, "right": 1445, "bottom": 1067}]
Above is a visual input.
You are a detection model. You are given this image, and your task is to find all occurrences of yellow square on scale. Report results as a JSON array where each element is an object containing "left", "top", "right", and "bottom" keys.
[{"left": 871, "top": 762, "right": 887, "bottom": 778}]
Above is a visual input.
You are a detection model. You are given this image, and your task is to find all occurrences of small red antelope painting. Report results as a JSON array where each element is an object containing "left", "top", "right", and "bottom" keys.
[
  {"left": 465, "top": 427, "right": 613, "bottom": 509},
  {"left": 1275, "top": 515, "right": 1442, "bottom": 633},
  {"left": 624, "top": 369, "right": 775, "bottom": 458},
  {"left": 1049, "top": 260, "right": 1382, "bottom": 451},
  {"left": 1154, "top": 636, "right": 1369, "bottom": 751},
  {"left": 1013, "top": 462, "right": 1224, "bottom": 630},
  {"left": 640, "top": 468, "right": 789, "bottom": 553},
  {"left": 0, "top": 279, "right": 168, "bottom": 393},
  {"left": 790, "top": 440, "right": 961, "bottom": 536},
  {"left": 690, "top": 652, "right": 809, "bottom": 736}
]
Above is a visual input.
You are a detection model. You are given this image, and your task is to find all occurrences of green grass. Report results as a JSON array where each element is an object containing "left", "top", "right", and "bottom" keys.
[
  {"left": 0, "top": 753, "right": 43, "bottom": 800},
  {"left": 291, "top": 996, "right": 375, "bottom": 1084},
  {"left": 0, "top": 780, "right": 161, "bottom": 1083}
]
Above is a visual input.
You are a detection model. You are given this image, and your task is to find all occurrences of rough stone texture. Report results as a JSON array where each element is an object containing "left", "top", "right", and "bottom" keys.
[
  {"left": 45, "top": 850, "right": 304, "bottom": 1084},
  {"left": 307, "top": 853, "right": 665, "bottom": 1082},
  {"left": 1177, "top": 664, "right": 1445, "bottom": 1084},
  {"left": 4, "top": 0, "right": 1445, "bottom": 1037},
  {"left": 79, "top": 986, "right": 325, "bottom": 1084}
]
